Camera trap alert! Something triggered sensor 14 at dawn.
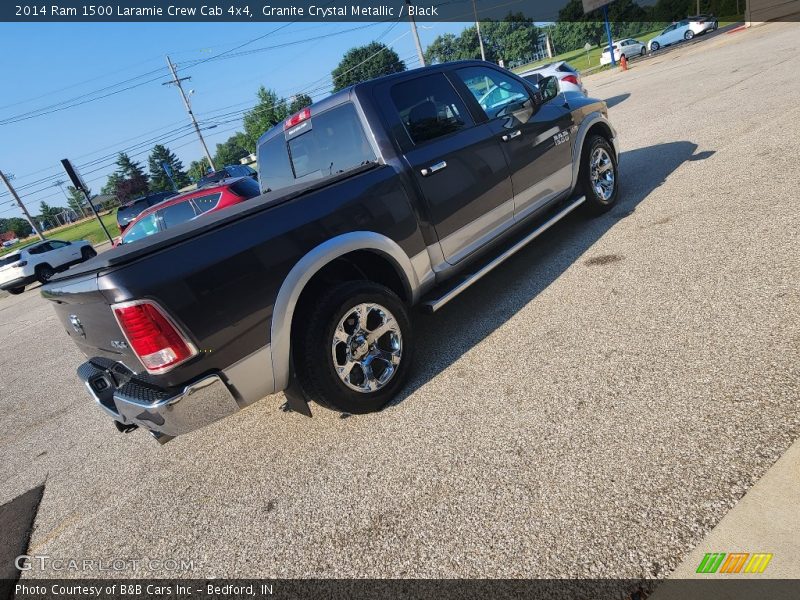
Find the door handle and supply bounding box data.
[420,160,447,177]
[501,130,522,142]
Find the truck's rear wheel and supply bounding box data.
[578,134,619,215]
[294,280,413,414]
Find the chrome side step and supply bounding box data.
[421,195,586,313]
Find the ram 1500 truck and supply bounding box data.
[43,61,620,443]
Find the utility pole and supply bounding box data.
[405,0,426,67]
[0,170,45,240]
[164,56,216,171]
[473,0,486,61]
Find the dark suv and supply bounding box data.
[116,191,176,233]
[197,164,257,187]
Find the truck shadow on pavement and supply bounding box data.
[392,140,702,408]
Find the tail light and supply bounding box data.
[284,107,311,130]
[112,300,197,374]
[561,74,580,86]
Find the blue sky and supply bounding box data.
[0,21,468,219]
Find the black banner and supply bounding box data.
[4,579,800,600]
[3,0,794,23]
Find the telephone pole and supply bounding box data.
[0,170,45,240]
[164,56,216,172]
[473,0,486,61]
[405,0,426,67]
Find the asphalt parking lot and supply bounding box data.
[1,21,799,580]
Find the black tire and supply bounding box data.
[685,30,694,40]
[35,264,55,284]
[294,280,413,414]
[6,287,24,295]
[81,246,97,260]
[650,41,660,52]
[578,134,619,215]
[640,47,646,56]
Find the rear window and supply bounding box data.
[198,171,227,186]
[557,63,578,74]
[258,103,375,194]
[228,178,261,200]
[0,253,21,267]
[117,199,150,225]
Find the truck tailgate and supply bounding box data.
[42,271,140,368]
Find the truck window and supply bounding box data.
[258,103,375,194]
[390,74,471,145]
[456,67,530,120]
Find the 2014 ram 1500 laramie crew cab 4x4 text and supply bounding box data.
[43,62,620,443]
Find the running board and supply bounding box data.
[421,196,586,313]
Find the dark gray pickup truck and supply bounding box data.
[43,61,619,443]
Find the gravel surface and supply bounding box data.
[1,22,799,579]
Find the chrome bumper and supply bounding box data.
[78,359,240,444]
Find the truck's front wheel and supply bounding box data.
[295,280,413,414]
[579,134,619,215]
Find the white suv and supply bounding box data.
[0,239,96,295]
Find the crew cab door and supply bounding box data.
[453,65,574,221]
[376,72,514,265]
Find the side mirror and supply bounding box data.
[535,76,560,105]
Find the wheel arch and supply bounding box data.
[270,231,421,392]
[570,113,619,191]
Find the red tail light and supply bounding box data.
[561,74,580,85]
[284,107,311,130]
[112,300,197,373]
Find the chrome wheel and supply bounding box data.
[590,147,615,202]
[331,303,402,393]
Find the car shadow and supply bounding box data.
[605,93,630,108]
[389,140,703,408]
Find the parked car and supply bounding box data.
[518,61,587,96]
[0,239,95,295]
[117,177,262,246]
[688,14,719,33]
[116,191,177,234]
[648,18,715,51]
[600,38,646,65]
[42,60,619,443]
[2,238,19,248]
[197,164,257,187]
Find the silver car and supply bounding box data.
[518,61,587,96]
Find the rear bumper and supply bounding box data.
[0,274,36,290]
[78,358,240,444]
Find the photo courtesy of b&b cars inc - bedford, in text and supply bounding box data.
[1,0,799,599]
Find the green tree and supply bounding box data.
[148,144,189,192]
[101,172,123,196]
[187,158,211,182]
[482,15,541,64]
[242,87,289,152]
[112,152,148,203]
[332,42,406,92]
[288,93,312,114]
[66,186,87,217]
[213,133,251,168]
[39,201,62,222]
[6,217,33,238]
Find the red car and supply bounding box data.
[116,178,261,246]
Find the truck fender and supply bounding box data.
[569,112,620,191]
[270,231,422,392]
